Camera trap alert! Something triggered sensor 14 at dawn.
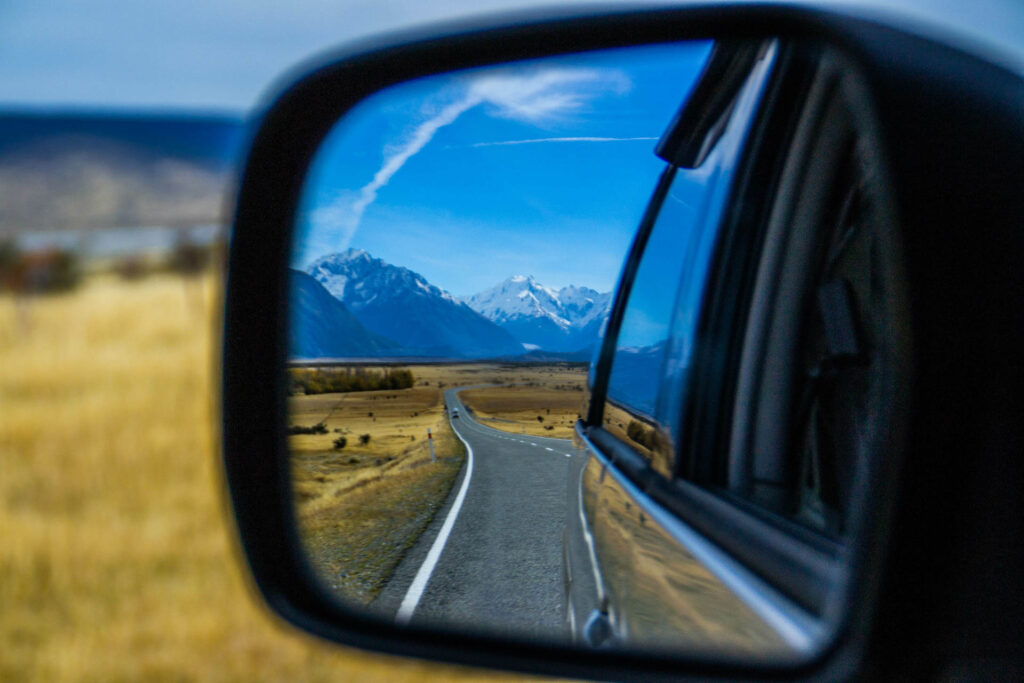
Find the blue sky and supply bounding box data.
[0,1,1019,112]
[294,42,712,296]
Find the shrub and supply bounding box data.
[0,238,17,274]
[358,434,371,446]
[537,415,544,422]
[287,367,415,396]
[333,436,347,450]
[626,420,654,450]
[115,254,149,280]
[168,233,210,276]
[287,423,328,435]
[0,247,81,294]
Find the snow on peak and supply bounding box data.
[306,249,458,309]
[462,275,610,330]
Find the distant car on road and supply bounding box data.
[451,408,459,419]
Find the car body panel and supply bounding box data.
[567,428,792,655]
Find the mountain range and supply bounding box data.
[0,110,242,232]
[461,275,610,352]
[304,250,523,358]
[288,269,398,359]
[289,248,611,361]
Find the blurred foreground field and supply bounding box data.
[0,272,544,682]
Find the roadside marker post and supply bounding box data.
[428,428,436,463]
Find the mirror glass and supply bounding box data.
[288,41,712,639]
[286,38,881,661]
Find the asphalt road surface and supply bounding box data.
[374,386,585,641]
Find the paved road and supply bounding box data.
[373,386,585,641]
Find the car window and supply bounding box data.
[601,44,777,478]
[718,52,908,539]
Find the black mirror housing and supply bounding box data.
[223,4,1024,680]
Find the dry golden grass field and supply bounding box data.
[0,272,551,682]
[289,383,466,604]
[457,366,586,439]
[288,361,586,601]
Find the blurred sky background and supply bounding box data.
[0,0,1020,114]
[0,0,1017,278]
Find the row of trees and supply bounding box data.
[288,368,415,396]
[0,232,225,296]
[0,241,80,294]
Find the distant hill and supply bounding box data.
[307,249,523,359]
[288,269,398,359]
[463,275,610,352]
[0,110,243,232]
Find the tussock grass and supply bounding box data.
[290,384,467,603]
[0,273,546,682]
[288,362,588,602]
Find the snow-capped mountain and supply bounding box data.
[463,275,611,352]
[306,249,522,358]
[288,269,398,359]
[465,275,570,328]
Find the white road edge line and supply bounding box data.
[395,407,474,625]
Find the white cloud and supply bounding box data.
[468,67,629,123]
[304,65,630,257]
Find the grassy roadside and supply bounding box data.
[0,273,549,682]
[290,387,466,603]
[288,363,588,600]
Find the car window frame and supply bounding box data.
[581,39,851,624]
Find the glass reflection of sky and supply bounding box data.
[607,44,778,420]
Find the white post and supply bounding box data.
[428,428,435,463]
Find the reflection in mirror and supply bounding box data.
[285,36,882,661]
[288,41,712,642]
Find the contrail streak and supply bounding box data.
[349,94,484,228]
[471,136,658,147]
[304,67,630,260]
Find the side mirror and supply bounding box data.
[223,5,1024,681]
